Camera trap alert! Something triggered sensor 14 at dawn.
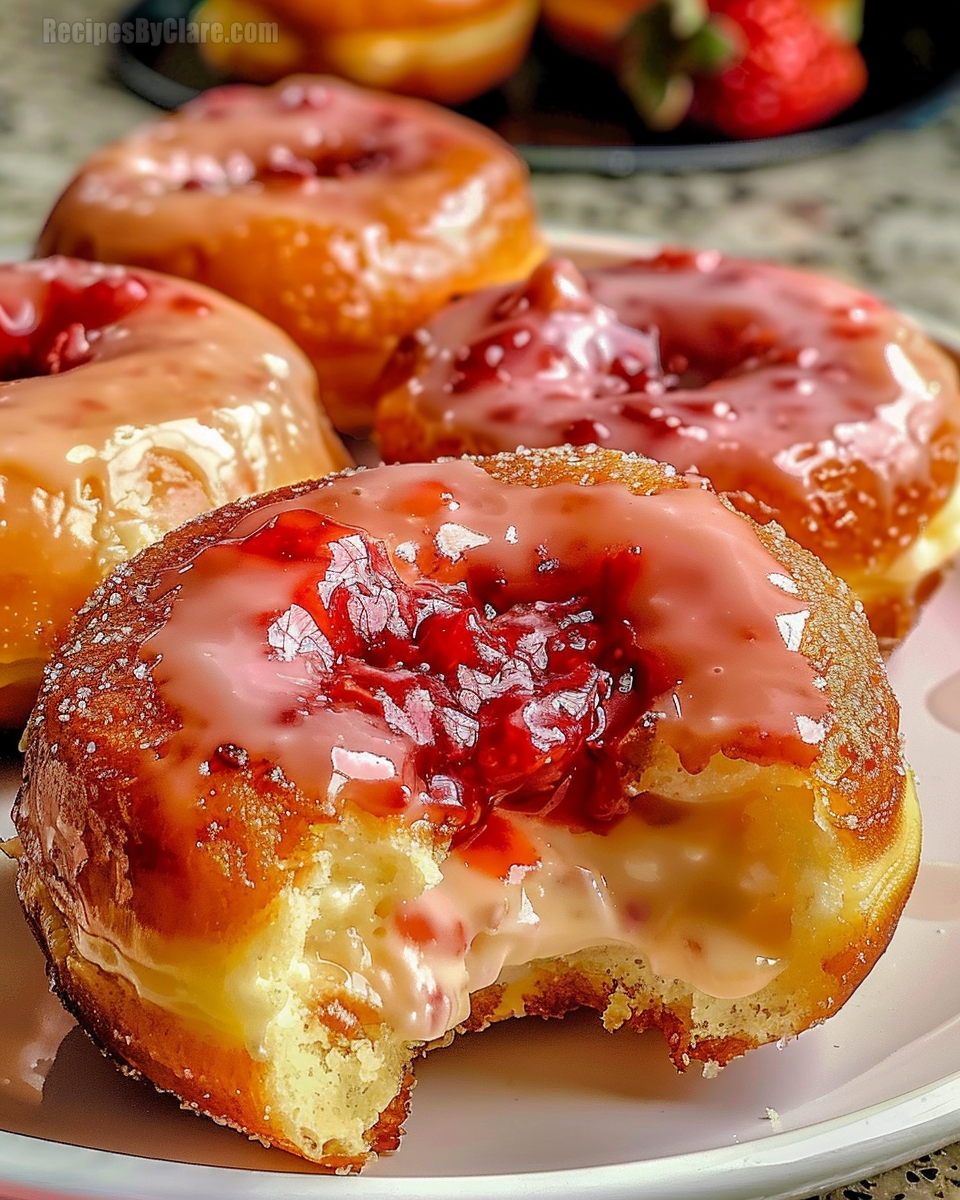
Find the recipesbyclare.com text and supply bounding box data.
[42,17,279,46]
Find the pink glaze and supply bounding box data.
[0,257,343,510]
[36,76,545,432]
[145,457,829,844]
[35,76,533,276]
[376,251,960,572]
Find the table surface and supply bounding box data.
[2,2,960,1198]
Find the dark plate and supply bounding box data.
[111,0,960,172]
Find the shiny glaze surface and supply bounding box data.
[0,256,347,726]
[376,250,960,575]
[150,457,827,795]
[14,451,837,945]
[37,77,546,431]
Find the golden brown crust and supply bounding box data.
[747,505,906,853]
[13,446,917,1168]
[16,854,412,1171]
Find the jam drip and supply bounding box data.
[0,271,148,381]
[146,461,829,876]
[241,509,652,840]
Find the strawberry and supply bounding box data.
[616,0,741,129]
[688,0,867,139]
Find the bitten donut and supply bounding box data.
[195,0,539,103]
[15,446,918,1169]
[375,250,960,646]
[36,76,546,433]
[0,255,349,729]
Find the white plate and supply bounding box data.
[3,235,960,1200]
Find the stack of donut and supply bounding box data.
[4,71,949,1169]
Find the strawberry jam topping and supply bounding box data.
[377,251,960,573]
[162,505,652,842]
[145,458,830,859]
[0,264,148,381]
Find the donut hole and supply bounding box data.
[652,319,781,391]
[258,140,395,184]
[174,139,399,194]
[0,271,148,382]
[174,85,410,193]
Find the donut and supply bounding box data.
[194,0,539,102]
[541,0,644,60]
[374,250,960,647]
[36,76,547,434]
[14,446,918,1169]
[0,255,349,729]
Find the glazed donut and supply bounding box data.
[374,251,960,646]
[194,0,539,103]
[36,76,546,434]
[14,446,918,1169]
[541,0,646,60]
[0,255,349,729]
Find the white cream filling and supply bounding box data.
[73,799,817,1054]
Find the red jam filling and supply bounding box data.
[380,259,659,441]
[238,508,655,842]
[0,269,149,382]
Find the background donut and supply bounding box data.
[374,250,960,646]
[193,0,540,103]
[0,255,349,728]
[36,76,547,434]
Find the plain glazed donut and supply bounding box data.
[0,255,349,729]
[36,76,546,434]
[194,0,539,103]
[14,445,918,1169]
[374,250,960,647]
